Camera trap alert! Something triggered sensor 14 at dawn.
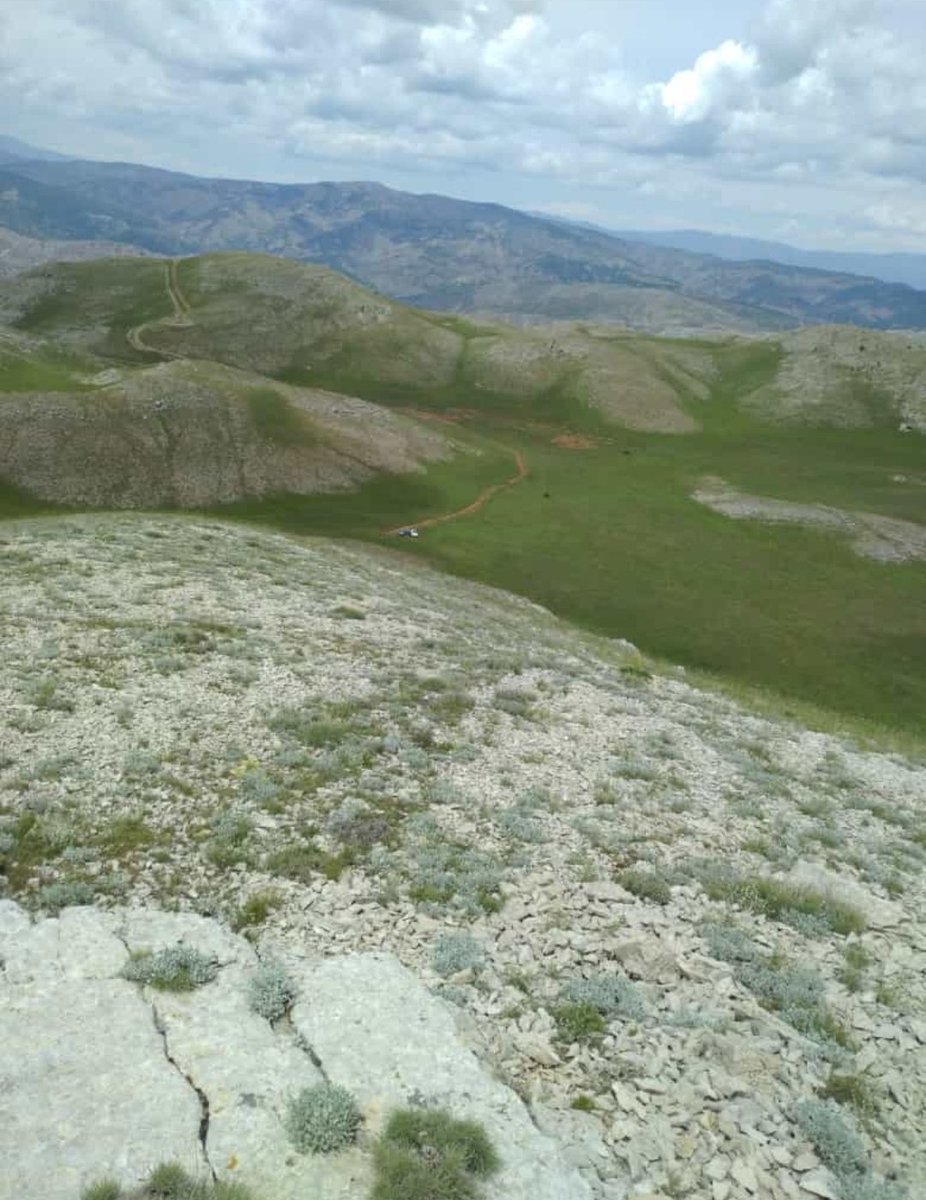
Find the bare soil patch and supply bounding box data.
[552,434,599,450]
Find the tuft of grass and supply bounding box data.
[231,889,282,931]
[140,1161,254,1199]
[121,944,218,992]
[266,840,355,883]
[285,1084,362,1154]
[821,1073,879,1117]
[97,814,157,857]
[332,604,367,620]
[27,675,74,712]
[570,1095,597,1112]
[696,864,865,936]
[837,943,874,993]
[552,1001,607,1043]
[704,923,852,1054]
[372,1107,500,1200]
[205,809,253,868]
[618,866,672,906]
[81,1181,122,1200]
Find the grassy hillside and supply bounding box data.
[1,253,924,736]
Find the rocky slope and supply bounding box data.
[0,225,148,280]
[4,156,926,333]
[1,904,586,1200]
[0,356,453,508]
[1,515,924,1200]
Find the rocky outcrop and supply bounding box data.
[0,902,590,1200]
[0,360,452,508]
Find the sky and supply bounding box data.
[2,0,925,251]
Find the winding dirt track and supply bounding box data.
[124,266,529,536]
[384,449,528,536]
[126,259,193,356]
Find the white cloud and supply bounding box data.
[1,0,924,248]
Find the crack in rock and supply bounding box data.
[149,1002,215,1180]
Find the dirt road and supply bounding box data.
[126,259,193,356]
[384,449,527,536]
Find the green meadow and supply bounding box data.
[216,346,926,740]
[1,255,923,741]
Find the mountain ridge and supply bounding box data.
[2,151,926,334]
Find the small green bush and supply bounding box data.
[36,879,95,914]
[372,1107,500,1200]
[81,1181,121,1200]
[821,1073,879,1116]
[618,867,671,905]
[205,809,252,868]
[248,962,297,1022]
[285,1083,361,1154]
[232,889,281,931]
[122,944,218,992]
[794,1100,868,1180]
[561,973,646,1021]
[552,1002,607,1042]
[147,1164,194,1198]
[704,924,852,1054]
[432,933,484,978]
[697,865,865,936]
[81,1162,255,1200]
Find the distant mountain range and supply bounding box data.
[612,229,926,293]
[2,136,926,334]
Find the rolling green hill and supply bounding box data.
[1,252,924,738]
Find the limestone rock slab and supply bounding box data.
[0,978,203,1200]
[152,963,371,1200]
[292,952,593,1200]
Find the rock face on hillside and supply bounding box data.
[0,361,453,507]
[0,901,588,1200]
[0,225,150,280]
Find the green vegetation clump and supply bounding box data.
[431,932,484,978]
[561,973,646,1021]
[704,924,852,1055]
[696,863,865,936]
[326,800,393,850]
[792,1101,905,1198]
[285,1083,362,1154]
[82,1181,122,1200]
[81,1161,254,1199]
[837,943,874,994]
[372,1107,500,1200]
[409,843,503,915]
[205,809,253,868]
[821,1073,879,1116]
[246,388,316,446]
[552,1001,607,1043]
[27,676,74,712]
[121,944,218,992]
[247,961,298,1022]
[36,880,95,914]
[232,889,282,931]
[618,866,672,906]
